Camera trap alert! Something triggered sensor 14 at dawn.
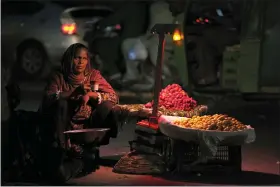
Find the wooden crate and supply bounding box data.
[129,124,165,154]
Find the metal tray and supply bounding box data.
[64,128,109,144]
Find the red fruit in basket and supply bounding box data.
[145,84,197,111]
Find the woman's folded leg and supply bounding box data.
[90,101,120,144]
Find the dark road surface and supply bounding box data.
[7,81,280,185]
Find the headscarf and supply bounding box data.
[61,43,92,85]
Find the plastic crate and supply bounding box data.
[162,138,242,174]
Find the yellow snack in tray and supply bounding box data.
[173,114,247,132]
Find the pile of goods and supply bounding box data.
[118,104,144,112]
[158,105,207,117]
[117,84,207,118]
[145,84,197,111]
[117,104,152,118]
[173,114,247,132]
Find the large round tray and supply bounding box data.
[158,115,256,146]
[117,104,208,118]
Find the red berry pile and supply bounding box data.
[144,84,197,111]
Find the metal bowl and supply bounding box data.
[64,128,110,144]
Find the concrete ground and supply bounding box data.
[7,81,280,185]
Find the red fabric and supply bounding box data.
[40,69,119,123]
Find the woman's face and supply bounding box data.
[73,48,88,74]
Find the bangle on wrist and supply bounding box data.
[55,90,61,100]
[97,93,102,104]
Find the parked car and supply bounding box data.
[1,0,114,80]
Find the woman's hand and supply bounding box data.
[80,92,99,106]
[80,83,91,93]
[81,94,90,106]
[87,91,99,100]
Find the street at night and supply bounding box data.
[2,0,280,185]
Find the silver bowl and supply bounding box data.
[64,128,110,144]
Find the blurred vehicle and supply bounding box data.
[83,2,149,90]
[120,1,174,92]
[84,22,122,72]
[1,0,114,80]
[169,0,280,101]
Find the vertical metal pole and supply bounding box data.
[151,33,166,120]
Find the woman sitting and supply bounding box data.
[39,43,120,183]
